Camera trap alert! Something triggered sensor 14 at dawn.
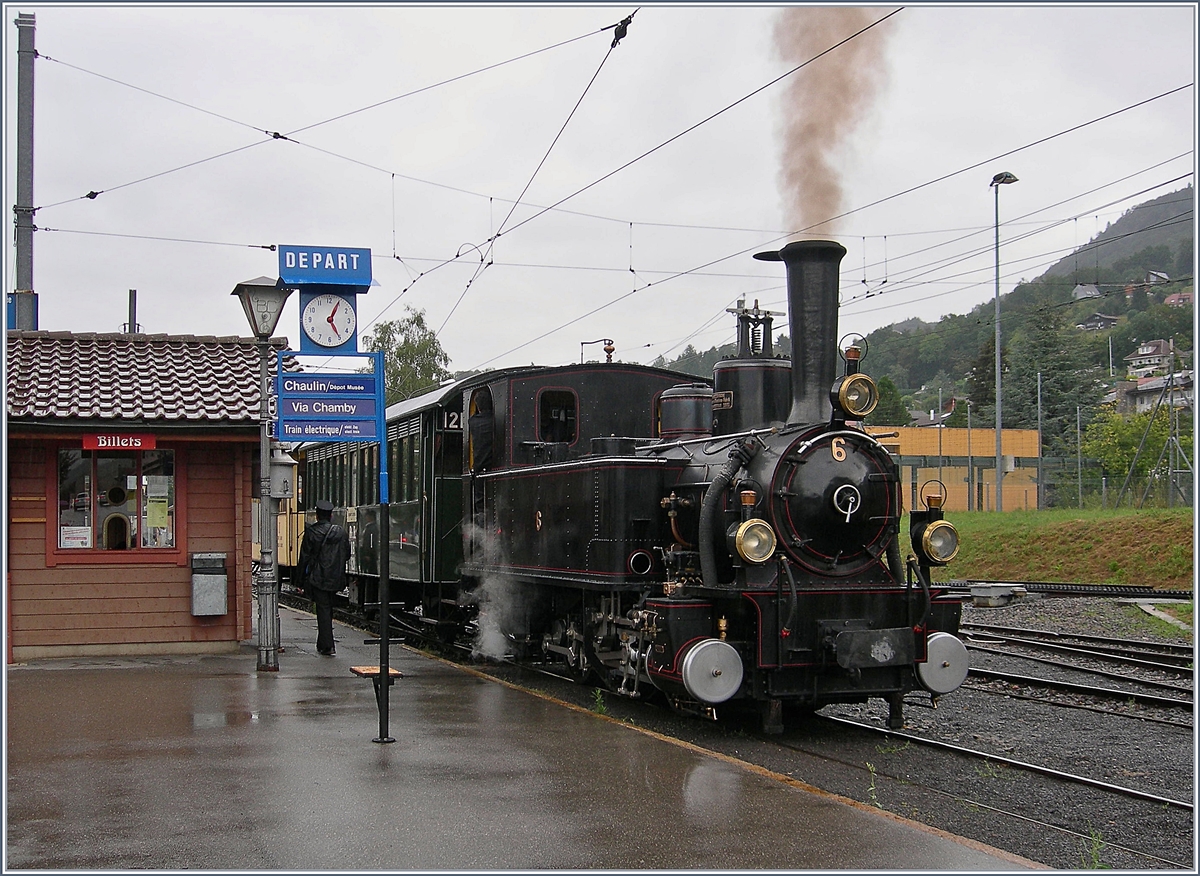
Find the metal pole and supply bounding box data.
[937,388,943,493]
[1036,372,1043,510]
[257,338,279,671]
[994,183,1003,512]
[374,352,394,743]
[12,12,37,328]
[966,401,973,511]
[990,172,1017,511]
[1077,406,1083,509]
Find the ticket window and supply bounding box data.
[57,448,175,550]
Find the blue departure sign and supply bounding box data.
[278,245,372,286]
[276,354,386,446]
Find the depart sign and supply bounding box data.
[278,245,372,287]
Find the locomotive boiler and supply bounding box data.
[296,239,969,732]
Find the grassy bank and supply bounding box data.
[912,507,1194,590]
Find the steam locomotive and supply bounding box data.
[291,239,969,732]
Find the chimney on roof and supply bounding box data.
[124,289,142,334]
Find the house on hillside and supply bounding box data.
[1164,290,1193,308]
[1071,283,1103,301]
[1124,338,1184,378]
[1109,372,1194,414]
[1075,313,1120,332]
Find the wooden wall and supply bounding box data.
[6,438,256,661]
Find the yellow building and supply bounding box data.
[866,427,1041,513]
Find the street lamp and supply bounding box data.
[990,171,1018,511]
[232,276,294,671]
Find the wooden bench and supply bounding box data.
[350,665,403,709]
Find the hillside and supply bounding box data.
[1041,186,1194,282]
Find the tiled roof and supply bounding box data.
[6,331,288,423]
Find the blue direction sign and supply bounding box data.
[279,419,379,441]
[276,353,386,445]
[278,245,372,287]
[280,374,377,396]
[281,397,376,419]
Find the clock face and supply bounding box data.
[302,293,357,347]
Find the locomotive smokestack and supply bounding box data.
[754,240,846,424]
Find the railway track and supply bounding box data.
[792,714,1193,870]
[946,580,1193,601]
[961,622,1194,667]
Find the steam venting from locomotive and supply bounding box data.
[754,239,847,424]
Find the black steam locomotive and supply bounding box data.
[294,239,968,731]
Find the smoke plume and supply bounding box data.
[773,7,895,237]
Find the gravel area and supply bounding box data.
[456,595,1195,870]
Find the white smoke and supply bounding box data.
[459,523,527,661]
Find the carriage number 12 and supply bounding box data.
[442,411,462,430]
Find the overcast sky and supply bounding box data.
[3,3,1196,376]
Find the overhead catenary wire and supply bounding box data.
[30,23,605,213]
[436,11,635,337]
[460,86,1194,372]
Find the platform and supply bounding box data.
[5,605,1039,870]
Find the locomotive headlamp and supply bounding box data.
[832,373,879,419]
[910,488,959,567]
[919,519,960,564]
[730,518,777,564]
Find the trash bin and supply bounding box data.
[191,552,228,616]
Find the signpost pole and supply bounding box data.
[373,351,394,743]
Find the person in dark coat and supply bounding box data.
[296,499,351,656]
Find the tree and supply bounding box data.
[360,306,451,405]
[1081,405,1192,481]
[965,334,1005,423]
[865,376,911,426]
[1004,308,1104,455]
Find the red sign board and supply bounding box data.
[82,433,156,450]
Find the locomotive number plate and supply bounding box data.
[711,391,734,411]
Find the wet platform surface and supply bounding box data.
[6,606,1037,870]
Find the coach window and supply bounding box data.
[57,448,176,550]
[538,390,577,444]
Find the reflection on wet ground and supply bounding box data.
[6,607,1033,870]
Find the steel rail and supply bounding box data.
[961,622,1194,661]
[770,728,1190,869]
[969,666,1193,709]
[963,631,1193,674]
[947,580,1193,600]
[965,643,1194,695]
[820,714,1193,811]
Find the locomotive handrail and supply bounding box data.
[790,427,888,460]
[642,425,778,456]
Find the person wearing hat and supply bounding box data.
[296,499,351,655]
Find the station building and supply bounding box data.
[868,426,1041,512]
[5,330,280,662]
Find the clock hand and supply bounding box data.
[327,301,341,336]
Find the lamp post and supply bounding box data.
[990,171,1018,512]
[232,277,294,672]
